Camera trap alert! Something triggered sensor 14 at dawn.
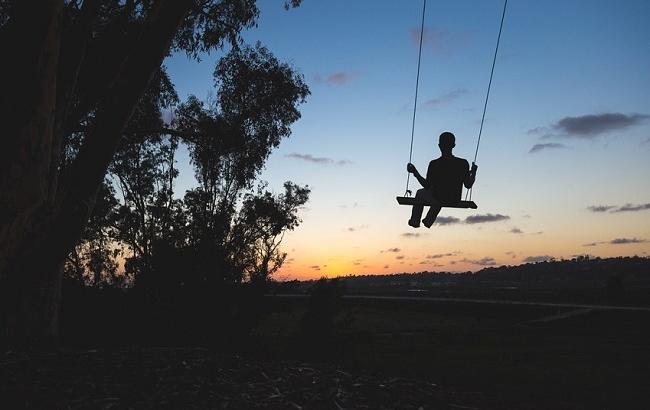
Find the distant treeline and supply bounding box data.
[274,256,650,294]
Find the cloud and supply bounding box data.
[436,216,461,225]
[382,248,401,253]
[610,238,646,244]
[587,203,650,213]
[587,205,616,212]
[529,113,650,139]
[314,71,357,85]
[286,153,352,166]
[423,88,467,109]
[401,232,425,238]
[427,253,454,259]
[523,255,553,263]
[612,203,650,213]
[461,257,497,266]
[396,255,405,260]
[339,202,359,209]
[465,213,510,224]
[584,237,647,246]
[310,265,320,270]
[510,227,523,234]
[572,254,594,259]
[383,265,389,269]
[346,224,368,232]
[529,143,567,153]
[410,27,467,55]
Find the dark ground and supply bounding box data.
[3,297,649,409]
[1,347,495,409]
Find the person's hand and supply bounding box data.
[471,162,478,173]
[407,163,416,174]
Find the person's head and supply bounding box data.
[438,132,456,155]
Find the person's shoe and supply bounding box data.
[408,219,420,228]
[422,217,436,228]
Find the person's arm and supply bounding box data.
[407,163,428,188]
[463,162,478,189]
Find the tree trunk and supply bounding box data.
[0,0,63,345]
[0,0,193,346]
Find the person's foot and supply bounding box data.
[422,217,436,228]
[408,219,420,228]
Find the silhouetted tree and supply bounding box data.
[234,182,310,284]
[0,0,303,344]
[64,181,124,288]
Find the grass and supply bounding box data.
[252,297,650,409]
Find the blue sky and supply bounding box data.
[165,0,650,278]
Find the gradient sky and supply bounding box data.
[165,0,650,279]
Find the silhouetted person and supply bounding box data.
[407,132,477,228]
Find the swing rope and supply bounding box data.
[404,0,427,197]
[466,0,508,201]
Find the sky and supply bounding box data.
[165,0,650,279]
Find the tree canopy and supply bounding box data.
[0,0,309,344]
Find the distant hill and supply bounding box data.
[272,256,650,305]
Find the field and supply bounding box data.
[253,296,650,409]
[4,294,649,409]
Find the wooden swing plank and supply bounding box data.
[395,196,478,209]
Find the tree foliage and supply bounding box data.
[0,0,308,343]
[64,42,310,294]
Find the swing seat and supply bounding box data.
[396,196,478,209]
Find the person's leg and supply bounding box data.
[408,189,429,227]
[422,202,441,228]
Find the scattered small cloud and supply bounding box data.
[572,254,594,259]
[610,238,647,245]
[310,265,320,270]
[339,202,359,209]
[436,216,461,225]
[529,113,650,139]
[427,253,454,259]
[383,265,389,269]
[396,255,405,260]
[465,213,510,224]
[286,153,353,166]
[587,205,616,212]
[584,237,647,246]
[461,257,497,266]
[410,27,467,55]
[613,203,650,213]
[313,71,358,85]
[510,227,523,234]
[529,143,567,154]
[401,232,425,238]
[587,203,650,213]
[423,88,467,109]
[346,224,368,232]
[382,248,401,253]
[523,255,553,263]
